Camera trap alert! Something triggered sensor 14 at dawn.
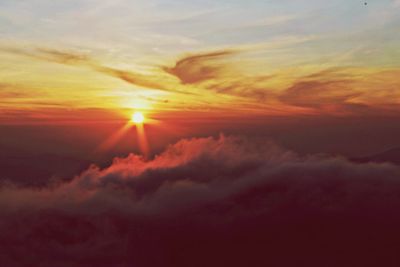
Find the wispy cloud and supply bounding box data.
[3,43,400,117]
[162,50,237,84]
[1,46,192,95]
[162,47,400,115]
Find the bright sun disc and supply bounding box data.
[131,112,145,124]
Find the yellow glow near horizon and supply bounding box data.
[131,112,145,124]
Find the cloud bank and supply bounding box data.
[1,135,400,266]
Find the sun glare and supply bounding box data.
[131,112,145,124]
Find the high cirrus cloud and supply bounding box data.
[163,50,400,115]
[1,135,400,266]
[162,50,237,84]
[3,45,400,115]
[0,46,191,95]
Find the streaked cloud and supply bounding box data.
[162,50,237,84]
[2,43,400,120]
[1,46,190,95]
[1,0,400,122]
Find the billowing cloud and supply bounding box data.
[1,135,400,266]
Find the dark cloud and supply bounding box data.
[1,135,400,266]
[277,79,372,114]
[0,83,39,99]
[93,65,174,93]
[163,49,277,100]
[3,45,400,115]
[34,48,90,65]
[4,45,400,114]
[1,47,89,65]
[280,80,354,107]
[205,75,276,100]
[162,50,237,84]
[164,50,400,114]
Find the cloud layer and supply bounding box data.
[1,135,400,266]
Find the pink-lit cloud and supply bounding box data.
[1,135,400,266]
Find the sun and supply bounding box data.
[131,112,145,124]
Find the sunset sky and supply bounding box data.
[1,1,400,266]
[1,0,400,123]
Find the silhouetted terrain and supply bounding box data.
[351,148,400,165]
[0,145,91,186]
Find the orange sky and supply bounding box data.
[1,0,400,124]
